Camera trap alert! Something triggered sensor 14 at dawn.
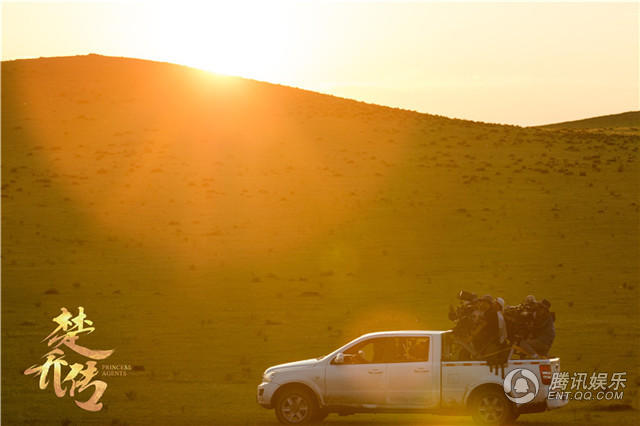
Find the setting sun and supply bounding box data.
[3,1,636,125]
[149,2,297,80]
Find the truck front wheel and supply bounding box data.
[470,387,517,425]
[274,386,319,425]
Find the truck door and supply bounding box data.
[325,337,391,406]
[386,336,438,408]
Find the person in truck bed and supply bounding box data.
[495,297,508,345]
[470,295,501,356]
[519,298,556,358]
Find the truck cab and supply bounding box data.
[257,330,567,425]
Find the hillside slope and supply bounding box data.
[2,55,639,425]
[539,111,640,135]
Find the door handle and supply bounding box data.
[368,369,383,374]
[414,368,430,373]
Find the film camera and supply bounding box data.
[448,290,482,339]
[503,297,553,344]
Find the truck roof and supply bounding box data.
[361,330,450,337]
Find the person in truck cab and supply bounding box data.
[519,299,556,358]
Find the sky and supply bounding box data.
[2,0,638,126]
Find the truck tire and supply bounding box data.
[274,386,319,424]
[470,387,517,425]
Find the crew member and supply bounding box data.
[519,299,555,358]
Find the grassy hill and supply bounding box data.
[2,55,639,425]
[538,111,640,135]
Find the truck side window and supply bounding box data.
[343,337,394,364]
[389,337,430,363]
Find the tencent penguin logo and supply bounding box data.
[503,368,540,404]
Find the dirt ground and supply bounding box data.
[2,55,638,425]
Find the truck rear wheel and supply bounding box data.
[274,386,319,424]
[470,387,517,425]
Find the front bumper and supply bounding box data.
[257,381,279,409]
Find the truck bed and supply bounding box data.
[440,357,563,411]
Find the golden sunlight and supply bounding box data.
[2,2,639,425]
[155,2,296,80]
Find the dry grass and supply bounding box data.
[2,55,638,425]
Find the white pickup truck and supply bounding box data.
[257,330,568,425]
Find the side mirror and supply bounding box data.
[333,353,345,364]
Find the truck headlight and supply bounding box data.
[263,371,275,383]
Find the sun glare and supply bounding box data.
[155,2,295,81]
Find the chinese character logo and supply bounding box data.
[503,368,540,404]
[548,371,626,402]
[24,307,114,411]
